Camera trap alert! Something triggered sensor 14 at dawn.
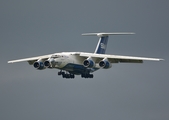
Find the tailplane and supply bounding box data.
[82,32,135,54]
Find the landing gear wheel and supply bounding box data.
[89,74,93,78]
[58,71,62,75]
[70,74,75,79]
[62,74,66,78]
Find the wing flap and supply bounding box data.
[117,59,143,63]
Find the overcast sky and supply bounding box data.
[0,0,169,120]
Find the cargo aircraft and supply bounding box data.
[8,33,163,79]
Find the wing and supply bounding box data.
[8,54,53,65]
[80,53,164,63]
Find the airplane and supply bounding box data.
[8,32,164,79]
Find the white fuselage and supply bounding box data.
[51,52,99,75]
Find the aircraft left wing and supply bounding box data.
[80,53,164,63]
[7,54,53,65]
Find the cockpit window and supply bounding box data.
[51,55,60,58]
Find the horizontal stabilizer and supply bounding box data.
[82,32,135,37]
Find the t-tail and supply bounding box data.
[82,32,135,54]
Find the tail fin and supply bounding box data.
[94,36,108,54]
[82,32,135,54]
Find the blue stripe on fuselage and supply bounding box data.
[61,63,99,75]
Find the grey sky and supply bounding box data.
[0,0,169,120]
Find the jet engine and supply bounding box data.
[83,58,95,68]
[44,58,55,67]
[99,59,112,69]
[33,61,45,70]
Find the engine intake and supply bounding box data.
[99,59,112,69]
[33,61,45,70]
[44,58,55,67]
[83,59,95,68]
[44,60,50,67]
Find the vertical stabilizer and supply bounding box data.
[94,36,108,54]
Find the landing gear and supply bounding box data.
[81,73,94,78]
[58,71,75,79]
[58,71,94,79]
[62,73,75,79]
[58,71,65,76]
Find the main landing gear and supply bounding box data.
[58,71,75,79]
[58,71,94,79]
[81,73,94,78]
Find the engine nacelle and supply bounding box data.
[33,61,45,70]
[99,59,112,69]
[44,60,50,67]
[83,59,95,68]
[44,58,55,67]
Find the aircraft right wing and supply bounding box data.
[80,53,164,63]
